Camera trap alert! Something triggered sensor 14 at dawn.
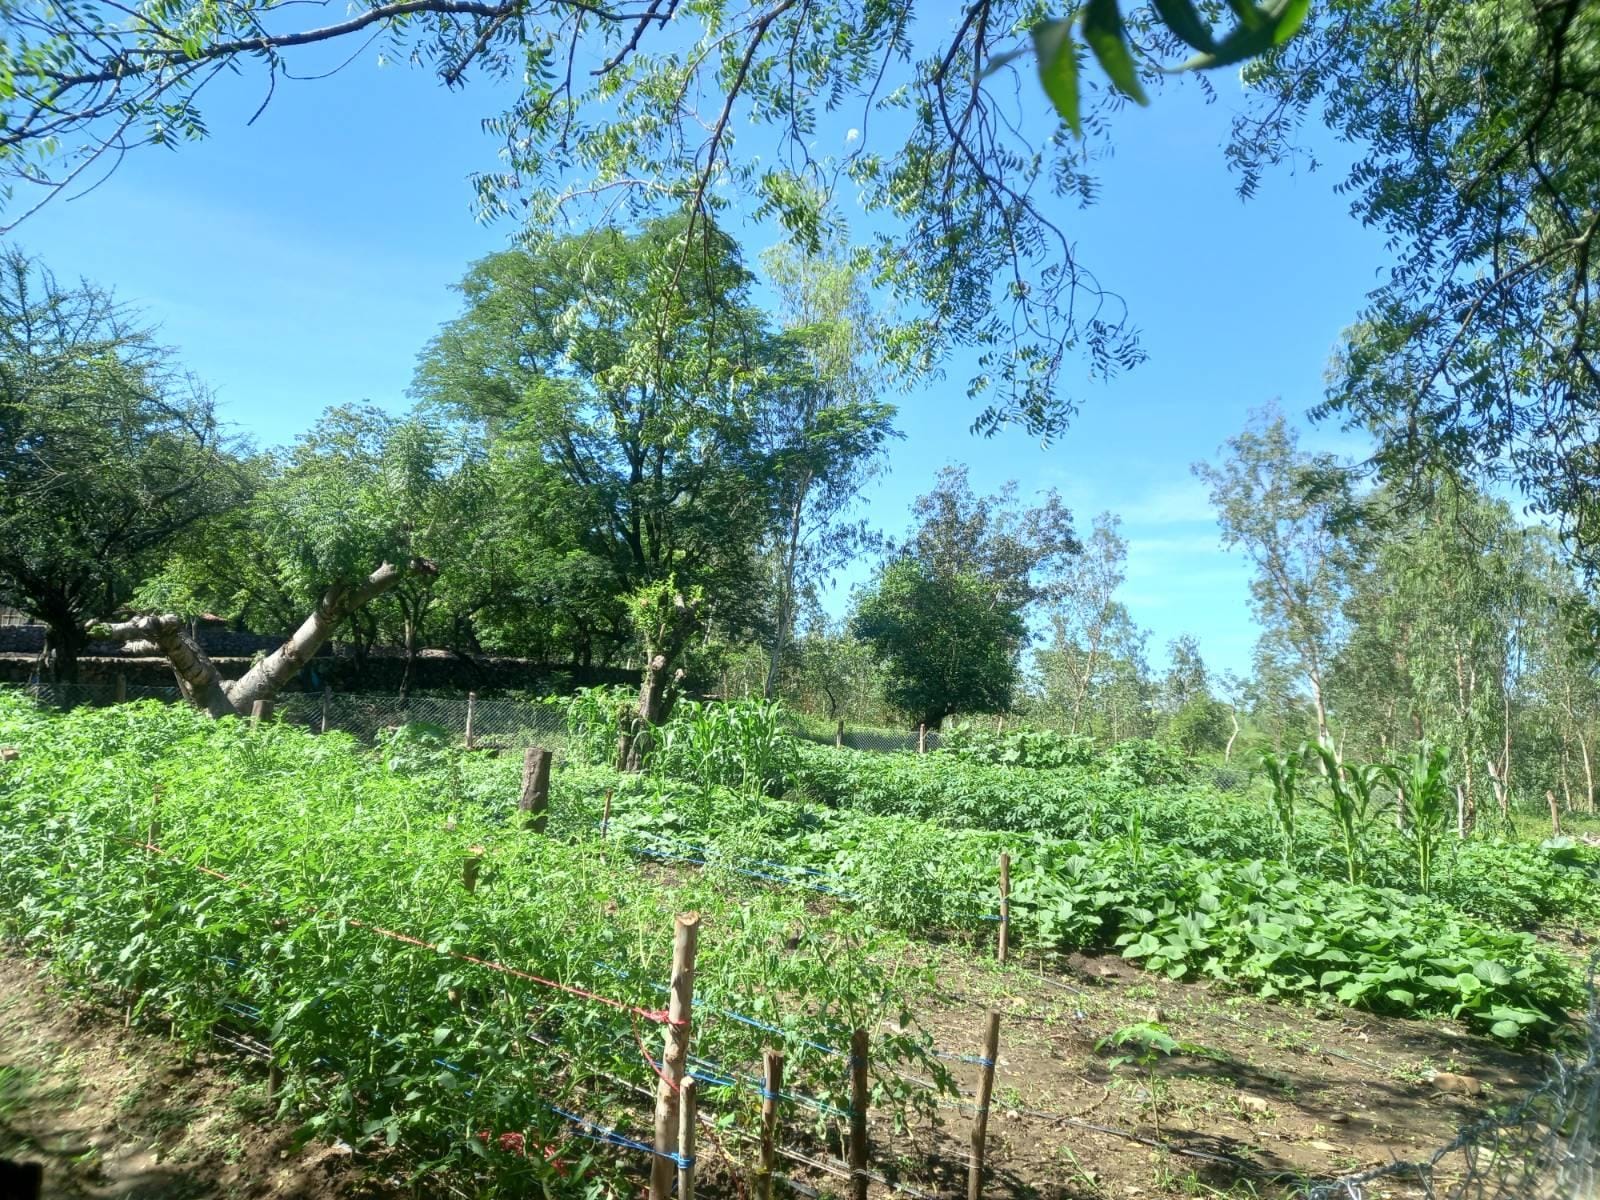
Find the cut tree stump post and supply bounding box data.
[462,847,483,893]
[918,723,927,754]
[250,699,272,728]
[757,1049,784,1200]
[464,692,477,748]
[835,719,845,749]
[519,747,552,834]
[650,912,700,1200]
[849,1029,870,1200]
[678,1076,697,1200]
[115,673,127,703]
[998,852,1010,964]
[320,686,331,734]
[967,1011,1001,1200]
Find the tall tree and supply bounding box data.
[1235,2,1600,593]
[1195,411,1361,747]
[1041,511,1128,734]
[0,250,244,682]
[123,405,454,714]
[755,241,896,699]
[855,468,1077,729]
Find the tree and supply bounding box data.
[414,217,776,670]
[1233,1,1600,591]
[0,1,1305,439]
[852,559,1025,731]
[1195,410,1361,747]
[0,250,244,683]
[856,467,1077,729]
[121,405,451,714]
[755,240,896,699]
[1041,512,1128,734]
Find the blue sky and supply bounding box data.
[7,41,1391,679]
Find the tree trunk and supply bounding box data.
[228,560,434,711]
[42,616,85,685]
[98,614,238,718]
[621,591,698,772]
[1224,707,1240,763]
[100,559,433,718]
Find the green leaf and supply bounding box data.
[1490,1020,1522,1040]
[1082,0,1149,105]
[1150,0,1217,52]
[1030,20,1081,136]
[1472,960,1512,987]
[1178,0,1309,70]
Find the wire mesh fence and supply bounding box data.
[786,720,943,755]
[22,681,571,758]
[1305,952,1600,1200]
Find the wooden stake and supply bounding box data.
[849,1029,870,1200]
[918,723,927,754]
[998,852,1011,965]
[650,912,700,1200]
[462,847,483,893]
[967,1011,1001,1200]
[465,691,477,748]
[266,1062,284,1105]
[835,719,845,749]
[677,1076,697,1200]
[250,698,273,728]
[757,1048,784,1200]
[320,686,331,734]
[1549,789,1563,838]
[519,747,552,834]
[600,788,614,840]
[115,673,127,703]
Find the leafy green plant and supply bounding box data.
[652,699,798,798]
[1259,747,1301,868]
[1389,744,1453,896]
[1309,744,1383,885]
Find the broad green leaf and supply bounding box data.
[1030,19,1081,135]
[1151,0,1217,51]
[1082,0,1150,105]
[1178,0,1310,70]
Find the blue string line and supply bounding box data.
[548,1104,693,1168]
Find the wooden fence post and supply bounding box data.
[462,847,483,893]
[998,852,1010,965]
[600,789,614,840]
[757,1049,784,1200]
[266,1061,284,1106]
[115,673,127,703]
[835,719,845,749]
[250,698,273,728]
[520,747,552,834]
[650,912,700,1200]
[918,723,927,755]
[678,1076,698,1200]
[1548,789,1563,837]
[967,1011,1001,1200]
[320,686,331,734]
[464,691,477,749]
[849,1029,870,1200]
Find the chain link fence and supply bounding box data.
[22,682,571,758]
[786,720,943,755]
[1306,952,1600,1200]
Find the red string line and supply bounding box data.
[127,839,683,1027]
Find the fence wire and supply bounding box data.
[1306,952,1600,1200]
[23,682,570,758]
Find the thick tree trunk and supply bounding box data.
[620,592,698,773]
[42,617,84,685]
[100,559,433,718]
[227,560,434,711]
[98,615,238,718]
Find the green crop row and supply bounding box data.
[785,742,1600,931]
[0,694,947,1192]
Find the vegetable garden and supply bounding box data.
[2,688,1598,1198]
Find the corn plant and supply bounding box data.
[1259,746,1302,868]
[652,699,798,797]
[1309,743,1383,885]
[1386,743,1453,896]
